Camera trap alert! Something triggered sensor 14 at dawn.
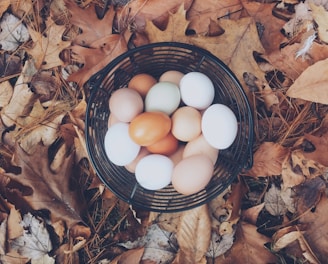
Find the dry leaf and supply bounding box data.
[215,221,277,263]
[272,226,303,252]
[0,13,30,51]
[0,81,13,108]
[248,142,289,177]
[173,204,211,264]
[7,207,23,240]
[301,133,328,166]
[26,18,71,70]
[10,213,52,260]
[241,203,265,225]
[264,184,287,216]
[0,0,10,17]
[296,191,328,262]
[281,152,305,189]
[3,143,90,239]
[310,3,328,44]
[110,247,144,264]
[286,58,328,104]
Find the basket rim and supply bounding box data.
[85,41,254,212]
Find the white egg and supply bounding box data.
[104,122,141,166]
[201,104,238,149]
[135,154,173,190]
[145,82,181,115]
[179,72,215,110]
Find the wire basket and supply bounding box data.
[85,42,253,212]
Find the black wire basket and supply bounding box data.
[85,42,254,212]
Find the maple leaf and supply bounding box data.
[26,18,71,70]
[2,142,90,239]
[145,5,267,98]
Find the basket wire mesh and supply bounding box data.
[85,42,253,212]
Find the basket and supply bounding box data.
[85,42,253,212]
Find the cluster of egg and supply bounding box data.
[104,71,238,195]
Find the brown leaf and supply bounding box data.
[301,133,328,166]
[26,18,71,70]
[310,3,328,44]
[7,206,23,240]
[286,58,328,104]
[248,142,289,177]
[0,0,10,17]
[215,222,277,263]
[3,142,90,239]
[241,203,265,225]
[296,192,328,262]
[241,0,287,53]
[187,0,243,35]
[111,247,144,264]
[173,204,211,264]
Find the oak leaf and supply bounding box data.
[26,18,71,70]
[3,142,90,239]
[247,142,289,177]
[215,222,277,263]
[286,58,328,104]
[173,204,211,264]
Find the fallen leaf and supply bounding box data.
[264,184,287,216]
[241,0,286,53]
[10,213,52,260]
[26,18,71,70]
[0,13,30,51]
[281,152,305,189]
[7,206,23,240]
[310,3,328,44]
[301,133,328,166]
[206,232,234,259]
[31,254,55,264]
[0,53,22,78]
[3,142,90,239]
[187,0,243,35]
[173,204,211,264]
[248,142,289,177]
[241,203,265,225]
[0,218,6,255]
[286,58,328,104]
[272,225,303,252]
[296,191,328,262]
[0,0,10,17]
[215,221,277,263]
[0,81,13,108]
[110,247,144,264]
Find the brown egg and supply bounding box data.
[171,106,202,142]
[109,88,143,122]
[146,132,179,156]
[129,112,171,146]
[128,73,157,98]
[159,70,184,86]
[168,144,185,166]
[172,154,214,195]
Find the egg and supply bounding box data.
[179,72,215,110]
[128,73,157,98]
[109,88,143,122]
[171,106,202,142]
[183,134,219,165]
[159,70,184,85]
[107,113,120,128]
[135,154,174,190]
[104,122,141,166]
[145,82,181,115]
[125,147,149,173]
[129,111,171,146]
[168,144,185,166]
[201,103,238,149]
[172,154,214,195]
[146,132,179,156]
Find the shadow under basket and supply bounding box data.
[85,42,254,212]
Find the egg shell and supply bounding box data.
[128,73,157,98]
[171,106,202,142]
[109,88,144,122]
[129,111,172,146]
[104,122,141,166]
[179,72,215,110]
[125,147,150,173]
[201,104,238,149]
[135,154,174,190]
[183,134,219,165]
[145,82,181,115]
[159,70,184,86]
[146,132,179,156]
[107,113,120,128]
[172,154,214,195]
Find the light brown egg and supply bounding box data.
[128,73,157,98]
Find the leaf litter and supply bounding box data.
[1,0,328,263]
